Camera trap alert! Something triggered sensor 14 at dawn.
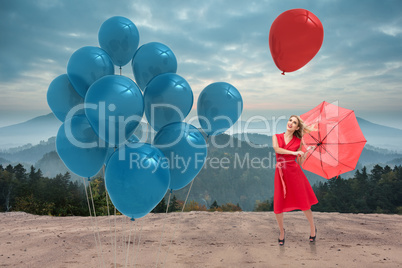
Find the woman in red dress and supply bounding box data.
[272,115,318,246]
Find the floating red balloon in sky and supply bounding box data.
[269,9,324,74]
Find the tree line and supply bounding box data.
[1,163,401,215]
[254,164,402,214]
[0,164,87,216]
[312,164,402,214]
[0,164,242,216]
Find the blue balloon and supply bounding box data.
[197,82,243,136]
[98,16,140,67]
[85,75,144,146]
[132,42,177,91]
[67,46,115,98]
[47,74,84,122]
[56,114,107,177]
[144,73,193,131]
[105,143,170,219]
[153,122,207,191]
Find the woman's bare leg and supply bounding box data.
[302,209,316,237]
[275,213,285,240]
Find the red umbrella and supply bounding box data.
[300,101,367,179]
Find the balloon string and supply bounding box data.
[129,219,138,267]
[162,179,195,267]
[125,217,132,264]
[119,66,122,76]
[181,180,194,212]
[83,178,102,268]
[121,216,125,257]
[132,220,143,268]
[112,146,117,268]
[103,165,114,261]
[114,207,117,268]
[89,178,106,268]
[155,191,172,268]
[125,219,135,268]
[121,216,129,263]
[163,136,205,266]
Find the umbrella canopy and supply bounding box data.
[300,101,366,179]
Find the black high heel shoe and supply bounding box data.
[309,226,317,242]
[278,229,285,246]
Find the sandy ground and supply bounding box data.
[0,211,401,268]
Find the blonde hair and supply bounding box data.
[290,115,315,139]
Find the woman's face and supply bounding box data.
[287,116,300,132]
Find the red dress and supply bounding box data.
[274,133,318,214]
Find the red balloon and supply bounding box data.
[269,9,324,74]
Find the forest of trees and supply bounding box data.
[0,164,87,216]
[254,164,402,214]
[312,165,402,214]
[1,162,401,216]
[0,164,243,216]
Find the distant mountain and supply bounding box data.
[233,133,272,147]
[31,131,401,178]
[359,147,402,166]
[0,113,154,149]
[0,113,61,149]
[234,133,402,175]
[231,119,285,135]
[0,156,32,171]
[233,117,402,152]
[356,117,402,152]
[387,157,402,166]
[364,144,399,155]
[0,137,56,164]
[2,112,402,169]
[0,157,10,165]
[35,151,83,181]
[2,112,401,151]
[356,117,402,136]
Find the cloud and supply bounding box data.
[0,0,402,129]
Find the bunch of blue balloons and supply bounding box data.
[47,16,243,220]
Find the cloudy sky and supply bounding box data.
[1,0,401,128]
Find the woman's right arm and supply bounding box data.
[272,135,303,156]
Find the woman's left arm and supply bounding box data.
[296,143,306,165]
